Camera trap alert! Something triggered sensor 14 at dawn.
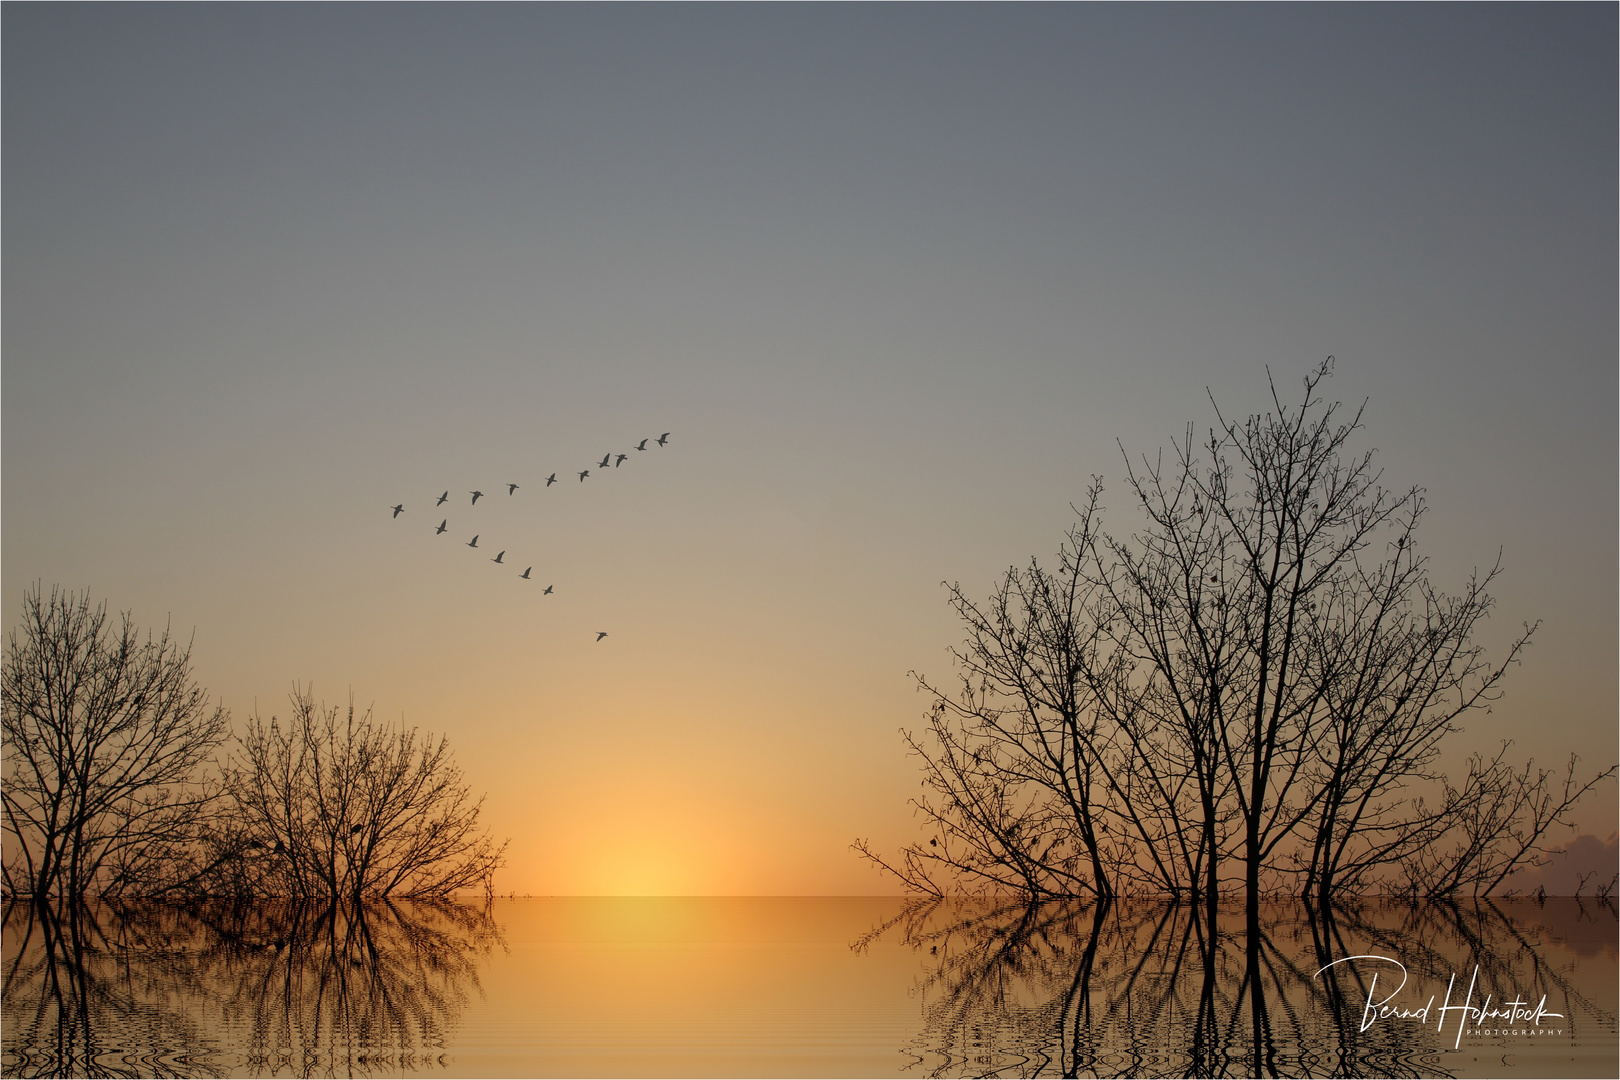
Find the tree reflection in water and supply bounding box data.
[856,897,1617,1078]
[2,897,503,1078]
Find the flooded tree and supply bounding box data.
[1,585,507,902]
[217,687,507,899]
[2,585,229,901]
[859,360,1614,906]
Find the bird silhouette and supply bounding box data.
[545,473,557,486]
[467,535,479,548]
[350,824,364,835]
[597,453,611,468]
[520,567,532,579]
[437,491,449,506]
[470,490,484,504]
[595,631,608,641]
[615,453,627,467]
[657,432,670,446]
[492,550,506,564]
[507,483,520,495]
[635,438,648,451]
[391,504,404,518]
[578,470,590,482]
[543,585,553,595]
[436,519,448,534]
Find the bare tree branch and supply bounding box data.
[858,361,1617,905]
[3,585,228,900]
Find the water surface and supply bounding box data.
[4,896,1614,1077]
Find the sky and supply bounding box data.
[4,4,1615,896]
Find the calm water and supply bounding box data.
[3,896,1614,1077]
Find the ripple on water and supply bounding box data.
[4,897,1616,1078]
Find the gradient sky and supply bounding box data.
[5,5,1615,896]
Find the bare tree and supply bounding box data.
[1398,749,1614,898]
[1107,360,1430,910]
[860,360,1615,905]
[853,551,1140,900]
[2,585,229,901]
[218,687,506,899]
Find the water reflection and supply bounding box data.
[3,896,1612,1077]
[858,897,1617,1077]
[2,897,502,1078]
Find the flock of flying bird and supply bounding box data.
[390,432,672,642]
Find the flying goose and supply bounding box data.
[467,535,479,548]
[520,567,532,579]
[437,491,449,506]
[615,453,627,467]
[470,490,484,505]
[598,453,611,468]
[545,473,557,486]
[436,519,448,534]
[543,585,553,595]
[391,504,404,518]
[635,438,648,451]
[507,483,520,495]
[656,432,670,446]
[578,470,590,481]
[595,631,608,641]
[492,550,506,564]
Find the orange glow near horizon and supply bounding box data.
[4,5,1614,903]
[573,834,709,897]
[525,785,757,897]
[567,816,719,900]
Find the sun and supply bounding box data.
[583,839,706,896]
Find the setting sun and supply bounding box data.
[4,4,1614,1076]
[577,835,707,897]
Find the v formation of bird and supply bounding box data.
[390,432,671,642]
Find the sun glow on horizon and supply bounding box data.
[547,800,747,896]
[580,839,705,896]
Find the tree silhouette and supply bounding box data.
[858,360,1614,906]
[2,585,229,901]
[217,687,507,899]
